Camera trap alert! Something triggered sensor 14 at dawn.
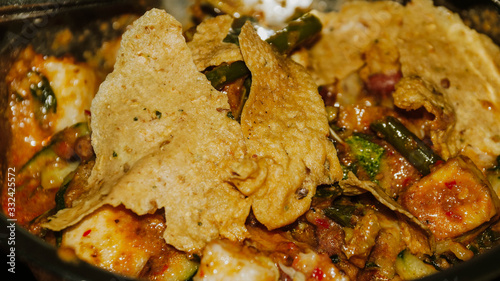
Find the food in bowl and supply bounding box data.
[3,0,500,280]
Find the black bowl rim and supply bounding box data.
[2,1,500,281]
[2,211,500,281]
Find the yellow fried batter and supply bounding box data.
[236,22,343,229]
[395,0,500,169]
[309,0,500,170]
[188,15,243,71]
[44,9,251,253]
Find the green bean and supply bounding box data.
[370,116,442,175]
[223,16,256,45]
[206,13,322,89]
[205,61,250,90]
[266,13,322,54]
[205,13,322,115]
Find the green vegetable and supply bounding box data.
[314,184,342,199]
[266,13,322,54]
[325,106,339,124]
[28,71,57,115]
[223,16,256,45]
[364,262,380,269]
[330,254,340,264]
[205,13,323,89]
[323,204,357,228]
[423,255,446,271]
[54,171,76,211]
[395,250,438,280]
[466,244,479,255]
[371,116,442,175]
[41,161,80,190]
[159,253,199,281]
[340,164,354,181]
[205,61,250,90]
[223,13,322,54]
[475,227,500,250]
[18,122,90,190]
[345,134,385,180]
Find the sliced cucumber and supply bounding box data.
[41,161,80,190]
[18,122,90,190]
[395,250,438,280]
[157,252,199,281]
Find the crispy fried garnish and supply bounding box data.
[43,9,251,253]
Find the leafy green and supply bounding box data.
[476,227,500,249]
[29,71,57,115]
[314,184,342,199]
[371,116,442,175]
[323,204,357,228]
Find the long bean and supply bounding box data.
[205,61,250,90]
[371,116,442,175]
[205,13,322,89]
[265,13,322,54]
